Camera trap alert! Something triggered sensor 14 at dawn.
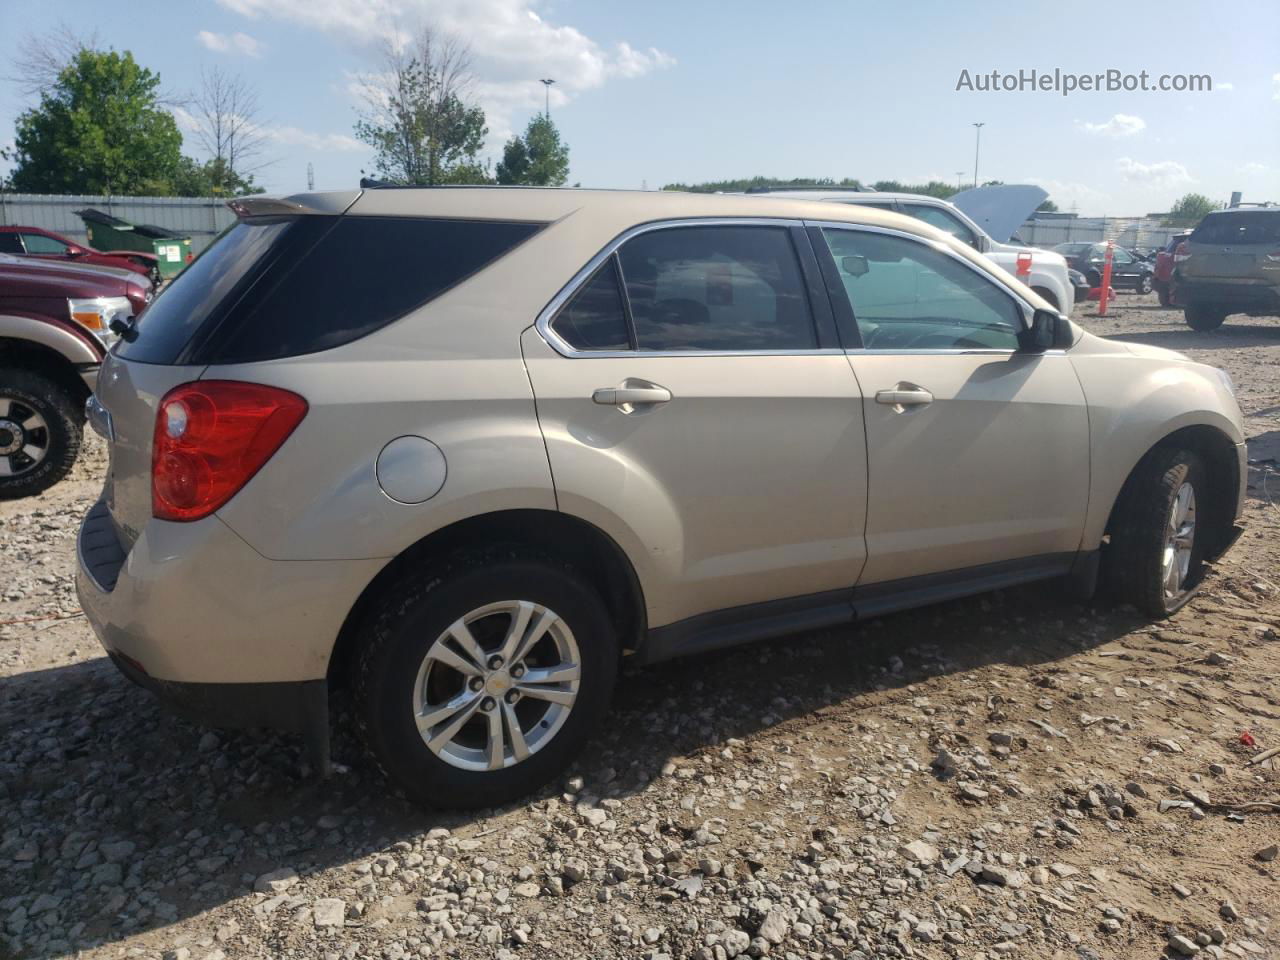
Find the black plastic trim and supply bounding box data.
[805,224,863,349]
[635,553,1078,664]
[790,225,841,349]
[78,499,127,592]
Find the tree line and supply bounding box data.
[0,24,570,196]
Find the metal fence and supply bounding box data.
[0,193,236,255]
[1018,217,1183,251]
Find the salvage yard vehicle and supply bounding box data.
[1053,241,1156,293]
[77,188,1246,808]
[1154,232,1191,307]
[0,225,161,285]
[0,253,150,497]
[750,185,1077,314]
[1176,207,1280,331]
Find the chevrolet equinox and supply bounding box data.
[77,188,1246,808]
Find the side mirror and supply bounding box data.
[1017,308,1065,353]
[841,255,870,277]
[66,246,86,257]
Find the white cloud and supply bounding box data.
[1116,157,1193,188]
[1238,161,1270,174]
[216,0,674,146]
[197,30,264,57]
[1078,113,1145,137]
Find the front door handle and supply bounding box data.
[592,383,672,407]
[875,385,934,410]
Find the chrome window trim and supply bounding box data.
[534,216,1060,360]
[535,217,830,359]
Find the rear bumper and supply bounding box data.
[1178,280,1280,312]
[75,498,384,686]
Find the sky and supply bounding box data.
[2,0,1277,215]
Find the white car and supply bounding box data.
[748,185,1075,315]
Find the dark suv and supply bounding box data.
[1177,207,1280,330]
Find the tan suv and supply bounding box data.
[77,188,1246,808]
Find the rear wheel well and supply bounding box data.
[0,338,91,417]
[1105,425,1239,559]
[328,510,647,687]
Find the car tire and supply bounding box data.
[353,547,619,809]
[1085,269,1102,288]
[1138,274,1154,294]
[1184,303,1226,331]
[0,368,83,500]
[1106,447,1207,618]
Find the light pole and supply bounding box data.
[540,78,556,118]
[972,122,984,188]
[956,171,965,191]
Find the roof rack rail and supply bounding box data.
[743,185,870,194]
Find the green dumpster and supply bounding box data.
[75,208,193,279]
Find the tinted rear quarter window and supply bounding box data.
[117,215,542,364]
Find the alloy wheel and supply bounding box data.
[1161,481,1196,601]
[0,396,49,478]
[412,600,581,771]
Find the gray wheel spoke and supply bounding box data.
[497,600,536,663]
[513,607,559,665]
[0,457,11,477]
[426,637,482,677]
[447,619,488,670]
[515,683,575,706]
[520,663,580,685]
[20,413,44,432]
[503,700,530,763]
[417,690,479,732]
[485,704,505,770]
[426,696,483,752]
[0,399,9,417]
[21,444,44,462]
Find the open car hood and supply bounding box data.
[950,184,1049,243]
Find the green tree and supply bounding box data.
[1166,193,1218,225]
[662,176,864,193]
[354,30,489,186]
[169,156,265,197]
[6,48,184,194]
[496,115,569,186]
[1036,199,1058,213]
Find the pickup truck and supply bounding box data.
[0,253,151,497]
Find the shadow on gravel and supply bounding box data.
[1,581,1140,956]
[1108,324,1280,350]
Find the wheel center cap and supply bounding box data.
[0,421,21,455]
[484,670,512,696]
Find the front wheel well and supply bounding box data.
[327,509,647,687]
[1104,425,1239,560]
[0,338,91,416]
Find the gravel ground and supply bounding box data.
[2,293,1279,960]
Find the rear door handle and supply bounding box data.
[875,386,934,409]
[592,384,672,406]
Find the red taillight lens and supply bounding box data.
[1173,241,1190,263]
[152,381,308,522]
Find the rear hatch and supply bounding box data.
[1182,210,1280,284]
[94,190,543,546]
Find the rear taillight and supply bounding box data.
[152,381,307,522]
[1173,241,1190,263]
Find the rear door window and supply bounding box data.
[117,216,542,364]
[617,226,816,351]
[0,234,23,254]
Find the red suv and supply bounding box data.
[1153,232,1190,307]
[0,226,160,285]
[0,253,151,497]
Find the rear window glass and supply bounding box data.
[116,216,542,364]
[1191,212,1280,246]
